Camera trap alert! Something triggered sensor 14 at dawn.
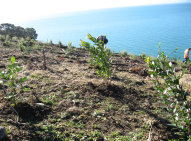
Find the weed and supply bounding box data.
[34,44,41,50]
[65,42,74,56]
[4,39,11,46]
[6,35,11,41]
[41,97,53,105]
[127,128,147,140]
[128,53,137,60]
[88,131,103,140]
[30,74,43,79]
[93,124,100,129]
[107,104,115,111]
[40,125,64,140]
[18,39,32,54]
[58,40,62,48]
[139,52,146,59]
[120,50,128,57]
[0,35,5,42]
[49,40,53,45]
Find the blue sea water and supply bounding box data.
[23,3,191,59]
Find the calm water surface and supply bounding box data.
[24,3,191,59]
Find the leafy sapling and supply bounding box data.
[81,34,113,80]
[66,42,74,55]
[0,56,29,106]
[146,45,191,139]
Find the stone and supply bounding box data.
[0,126,7,139]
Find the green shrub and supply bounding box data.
[128,53,137,59]
[120,50,127,57]
[18,39,32,54]
[146,44,191,139]
[0,35,5,42]
[172,57,186,68]
[0,56,30,106]
[4,39,11,46]
[18,43,25,52]
[58,40,62,48]
[65,42,74,55]
[81,34,113,80]
[6,35,11,41]
[12,36,19,42]
[49,40,53,45]
[34,43,41,50]
[139,52,146,59]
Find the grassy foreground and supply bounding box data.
[0,37,191,141]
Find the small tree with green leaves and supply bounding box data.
[0,56,29,106]
[146,44,191,140]
[81,34,113,80]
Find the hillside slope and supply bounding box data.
[0,39,190,140]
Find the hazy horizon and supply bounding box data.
[0,0,190,24]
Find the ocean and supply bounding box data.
[23,3,191,59]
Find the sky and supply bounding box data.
[0,0,190,24]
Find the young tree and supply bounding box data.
[81,34,113,80]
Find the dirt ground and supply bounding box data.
[0,42,190,141]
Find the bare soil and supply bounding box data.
[0,42,190,141]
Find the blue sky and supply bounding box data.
[0,0,190,24]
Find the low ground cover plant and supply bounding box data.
[58,40,63,48]
[18,38,35,54]
[65,42,74,56]
[120,50,128,57]
[146,45,191,140]
[81,34,113,80]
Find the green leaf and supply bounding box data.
[87,33,92,39]
[0,72,6,79]
[16,67,22,72]
[11,103,15,107]
[11,63,18,68]
[11,56,15,64]
[162,94,167,99]
[19,77,27,83]
[8,65,13,69]
[158,42,161,47]
[23,87,31,91]
[9,81,14,87]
